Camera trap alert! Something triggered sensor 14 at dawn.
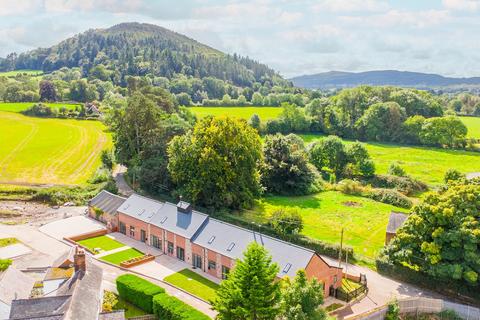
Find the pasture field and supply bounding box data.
[243,191,407,260]
[0,111,111,186]
[461,116,480,138]
[0,102,80,113]
[0,69,43,77]
[189,106,282,121]
[301,134,480,186]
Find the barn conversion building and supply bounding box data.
[89,192,343,296]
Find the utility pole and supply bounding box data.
[338,227,344,268]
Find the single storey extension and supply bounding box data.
[90,192,343,296]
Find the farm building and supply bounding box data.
[88,190,126,231]
[90,192,344,297]
[385,211,408,245]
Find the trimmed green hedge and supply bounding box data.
[116,274,165,313]
[153,293,210,320]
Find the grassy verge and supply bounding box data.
[78,235,125,252]
[164,268,219,301]
[100,248,144,265]
[0,237,19,247]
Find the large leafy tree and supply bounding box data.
[280,270,326,320]
[167,116,263,209]
[308,135,347,177]
[385,184,480,286]
[261,133,316,195]
[212,243,281,320]
[39,80,57,101]
[355,102,406,142]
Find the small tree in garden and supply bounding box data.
[388,162,406,177]
[385,300,400,320]
[444,169,465,184]
[249,114,261,132]
[212,243,281,320]
[269,208,304,236]
[280,269,326,320]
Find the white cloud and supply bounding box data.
[0,0,42,16]
[340,9,450,28]
[313,0,389,13]
[443,0,480,11]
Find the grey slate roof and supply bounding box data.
[9,296,70,319]
[192,218,315,278]
[386,211,408,234]
[99,310,126,320]
[89,190,126,216]
[0,267,35,306]
[118,194,209,239]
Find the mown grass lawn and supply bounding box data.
[0,111,111,185]
[78,235,124,252]
[461,116,480,139]
[242,191,408,260]
[0,102,80,113]
[189,106,282,121]
[100,248,144,265]
[164,268,219,301]
[300,134,480,186]
[0,69,43,77]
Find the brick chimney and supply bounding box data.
[74,246,86,272]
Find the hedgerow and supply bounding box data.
[153,292,210,320]
[116,274,165,313]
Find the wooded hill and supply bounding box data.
[0,22,286,88]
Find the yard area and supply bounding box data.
[301,134,480,186]
[164,268,219,301]
[77,235,124,253]
[242,191,407,260]
[100,248,144,265]
[461,116,480,139]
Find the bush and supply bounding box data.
[269,208,303,235]
[22,103,55,117]
[116,274,165,313]
[0,259,12,271]
[387,162,406,177]
[88,168,110,184]
[153,293,210,320]
[335,179,364,195]
[370,174,428,196]
[385,300,400,320]
[367,188,412,209]
[444,169,466,184]
[101,150,114,169]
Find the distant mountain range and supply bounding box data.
[290,70,480,89]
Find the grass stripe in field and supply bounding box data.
[0,111,112,185]
[0,102,80,113]
[189,106,282,121]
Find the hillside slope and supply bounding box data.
[1,22,284,87]
[291,70,480,89]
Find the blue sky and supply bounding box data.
[0,0,479,78]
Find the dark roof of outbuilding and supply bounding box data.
[118,194,209,239]
[386,211,408,234]
[89,190,126,216]
[8,295,70,320]
[192,218,315,278]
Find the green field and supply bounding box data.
[0,110,111,185]
[100,248,144,265]
[243,191,407,260]
[0,69,43,77]
[164,269,219,301]
[301,134,480,186]
[78,235,125,252]
[189,106,282,121]
[461,116,480,138]
[0,102,80,113]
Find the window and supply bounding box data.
[151,235,161,249]
[193,254,202,269]
[119,222,126,235]
[208,260,216,270]
[177,247,185,261]
[282,263,292,274]
[129,226,135,237]
[226,242,235,252]
[222,265,230,279]
[140,230,146,243]
[167,242,174,255]
[208,236,216,244]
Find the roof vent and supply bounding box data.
[177,200,192,214]
[208,236,216,244]
[227,242,235,252]
[282,263,292,273]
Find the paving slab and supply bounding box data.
[39,216,106,240]
[0,243,31,259]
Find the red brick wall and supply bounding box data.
[305,254,343,297]
[149,225,164,253]
[207,250,218,277]
[118,213,148,242]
